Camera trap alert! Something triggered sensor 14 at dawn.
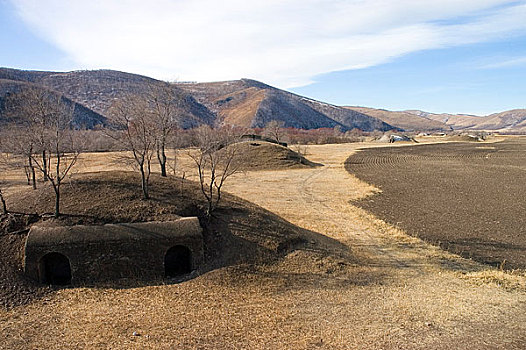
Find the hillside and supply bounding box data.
[0,79,106,128]
[1,171,324,308]
[177,79,393,131]
[1,67,524,133]
[347,106,526,133]
[405,109,526,133]
[0,68,214,128]
[475,109,526,132]
[0,68,393,132]
[229,141,321,170]
[345,106,451,132]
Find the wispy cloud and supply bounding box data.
[9,0,526,88]
[479,56,526,69]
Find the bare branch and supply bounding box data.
[263,120,287,144]
[5,86,81,217]
[190,125,243,218]
[108,94,156,199]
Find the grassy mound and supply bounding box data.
[231,141,321,170]
[1,171,338,309]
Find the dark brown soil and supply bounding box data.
[346,138,526,270]
[0,214,51,310]
[1,171,346,309]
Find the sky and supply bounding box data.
[1,0,525,115]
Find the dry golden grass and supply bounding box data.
[1,136,525,349]
[216,87,267,127]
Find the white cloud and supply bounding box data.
[479,56,526,69]
[9,0,526,88]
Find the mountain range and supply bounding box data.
[0,67,524,133]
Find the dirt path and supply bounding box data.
[227,142,478,272]
[224,141,526,348]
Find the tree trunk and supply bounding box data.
[54,185,60,218]
[0,189,7,215]
[42,150,49,182]
[206,175,215,218]
[157,144,167,177]
[54,147,61,218]
[24,167,31,185]
[28,155,36,189]
[206,201,213,220]
[140,165,149,199]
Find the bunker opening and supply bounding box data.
[39,252,72,285]
[165,245,192,277]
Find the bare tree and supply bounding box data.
[108,95,156,199]
[0,185,7,216]
[0,128,32,215]
[189,125,243,218]
[6,87,65,181]
[0,145,9,215]
[2,124,37,189]
[31,100,80,217]
[0,191,6,216]
[6,88,81,217]
[146,83,184,177]
[291,143,309,160]
[264,120,287,144]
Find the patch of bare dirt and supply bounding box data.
[346,138,526,269]
[0,214,49,309]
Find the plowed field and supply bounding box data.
[346,138,526,269]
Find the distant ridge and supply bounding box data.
[403,109,526,133]
[345,106,526,133]
[0,68,393,132]
[1,67,524,133]
[345,106,451,132]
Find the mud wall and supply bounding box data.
[24,218,203,284]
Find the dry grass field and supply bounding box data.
[1,137,526,349]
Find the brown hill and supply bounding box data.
[2,67,523,133]
[349,106,526,134]
[177,79,394,131]
[0,79,106,128]
[0,68,394,132]
[406,110,486,129]
[405,109,526,133]
[476,109,526,132]
[0,68,215,128]
[345,106,451,132]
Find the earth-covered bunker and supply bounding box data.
[24,218,203,284]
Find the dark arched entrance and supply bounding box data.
[39,252,72,285]
[164,245,192,277]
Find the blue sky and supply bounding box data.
[1,0,525,115]
[0,1,73,71]
[293,39,526,115]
